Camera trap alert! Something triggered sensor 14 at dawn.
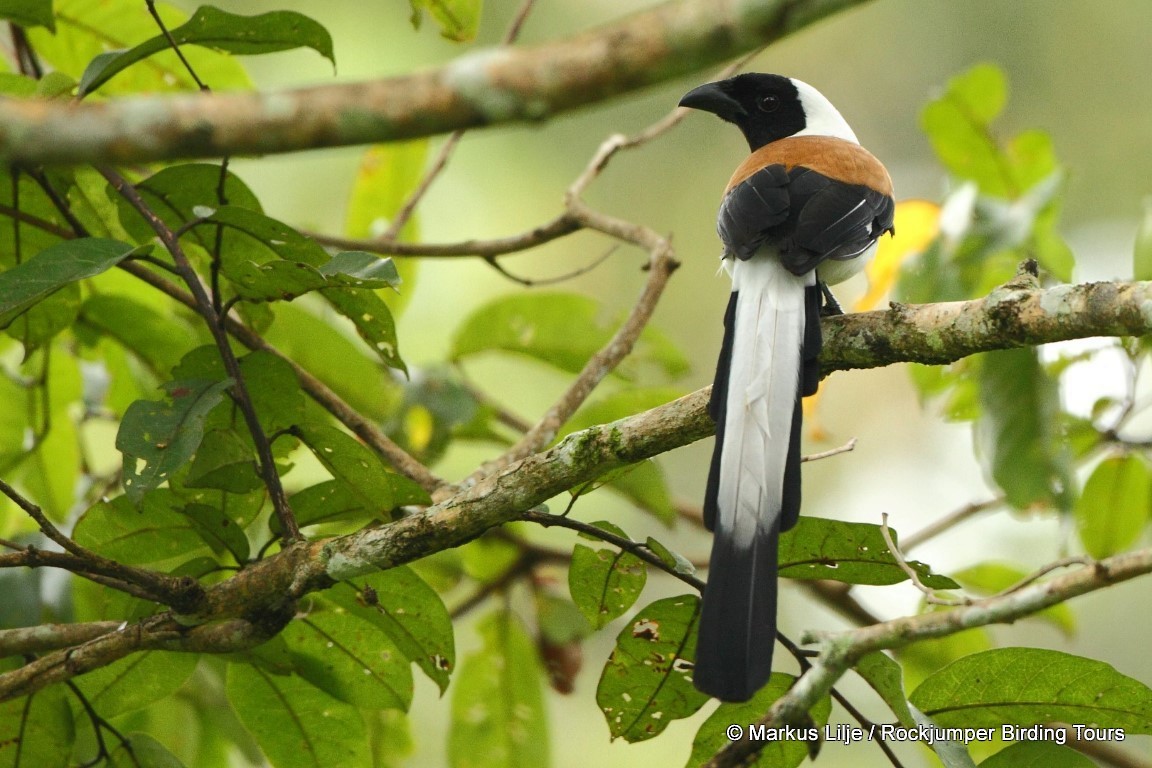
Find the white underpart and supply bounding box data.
[718,255,813,551]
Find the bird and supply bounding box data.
[679,74,894,702]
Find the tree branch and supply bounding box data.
[4,276,1151,701]
[704,548,1152,767]
[0,0,872,165]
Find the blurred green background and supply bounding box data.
[170,1,1152,765]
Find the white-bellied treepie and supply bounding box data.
[679,74,895,702]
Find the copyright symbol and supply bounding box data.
[726,724,743,741]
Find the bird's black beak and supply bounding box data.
[679,81,745,121]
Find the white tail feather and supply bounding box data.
[717,258,811,551]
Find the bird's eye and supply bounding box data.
[758,95,780,113]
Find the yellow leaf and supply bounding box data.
[854,200,941,311]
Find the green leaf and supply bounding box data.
[106,733,187,768]
[118,164,261,247]
[74,650,199,719]
[596,595,709,742]
[327,568,456,694]
[74,494,209,566]
[0,685,74,767]
[281,607,413,710]
[951,562,1075,635]
[279,480,366,532]
[0,0,54,30]
[78,6,334,96]
[296,423,430,516]
[537,593,592,646]
[1135,197,1152,282]
[168,347,305,443]
[77,294,199,376]
[896,626,994,691]
[226,662,370,768]
[185,429,262,495]
[408,0,482,42]
[909,704,977,768]
[345,141,427,317]
[687,673,831,768]
[448,610,548,768]
[319,251,402,288]
[910,648,1152,733]
[189,205,405,371]
[180,500,251,562]
[0,238,135,328]
[976,349,1073,511]
[980,742,1095,768]
[29,0,251,95]
[921,64,1012,196]
[117,377,233,504]
[6,283,80,354]
[854,652,916,727]
[778,517,958,588]
[1077,454,1151,558]
[569,528,648,630]
[452,292,689,381]
[644,537,696,576]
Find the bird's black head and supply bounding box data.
[679,73,808,151]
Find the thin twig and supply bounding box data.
[379,0,539,241]
[879,513,967,606]
[481,243,616,287]
[144,0,207,91]
[522,507,704,591]
[98,167,301,542]
[987,556,1094,599]
[706,545,1152,767]
[0,485,191,606]
[309,212,581,258]
[0,203,73,239]
[900,497,1001,551]
[801,437,857,463]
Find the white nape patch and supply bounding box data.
[789,79,859,144]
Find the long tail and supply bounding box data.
[694,258,821,702]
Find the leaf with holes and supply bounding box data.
[779,517,958,588]
[116,378,233,504]
[569,522,647,630]
[79,6,333,96]
[687,673,831,767]
[327,567,455,693]
[281,607,412,710]
[296,423,430,516]
[596,595,708,742]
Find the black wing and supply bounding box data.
[718,164,894,275]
